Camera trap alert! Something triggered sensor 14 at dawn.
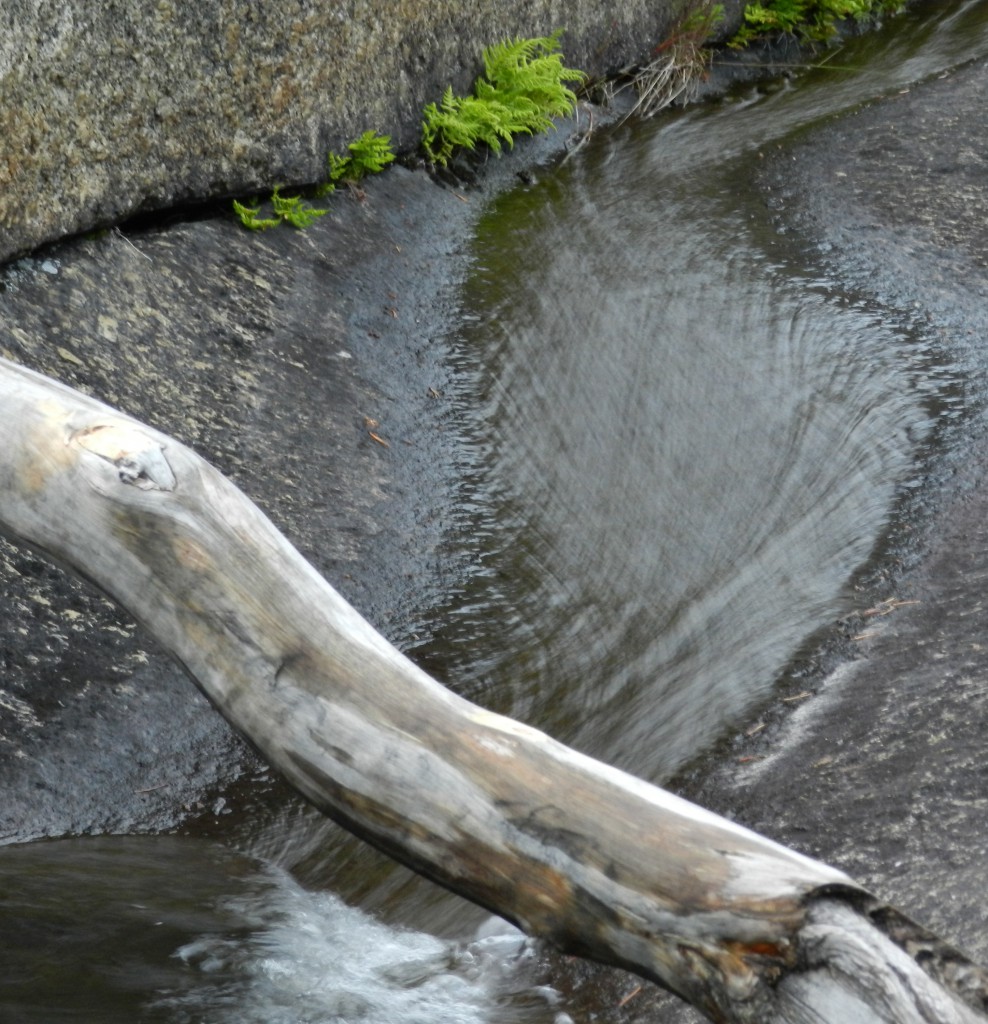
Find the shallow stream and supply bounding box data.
[5,2,988,1021]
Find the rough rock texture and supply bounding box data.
[1,0,743,263]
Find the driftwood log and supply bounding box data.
[1,354,986,1023]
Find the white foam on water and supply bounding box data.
[153,864,564,1024]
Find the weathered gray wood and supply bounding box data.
[0,354,985,1023]
[771,899,988,1024]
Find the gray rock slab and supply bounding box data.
[0,0,745,263]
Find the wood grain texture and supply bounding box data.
[1,355,984,1023]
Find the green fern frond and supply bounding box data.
[732,0,906,45]
[482,30,584,119]
[421,31,586,167]
[347,130,396,174]
[422,87,471,164]
[423,86,543,162]
[233,132,392,234]
[327,151,349,183]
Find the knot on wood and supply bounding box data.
[71,423,177,491]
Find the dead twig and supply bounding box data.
[861,599,920,618]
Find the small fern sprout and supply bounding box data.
[232,198,280,231]
[231,187,328,231]
[270,186,329,228]
[328,130,396,185]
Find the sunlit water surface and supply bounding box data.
[5,3,988,1022]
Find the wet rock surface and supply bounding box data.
[0,163,484,842]
[715,52,988,954]
[761,54,988,347]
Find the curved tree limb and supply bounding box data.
[0,355,985,1023]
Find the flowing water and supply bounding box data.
[5,2,988,1021]
[412,0,987,782]
[0,836,555,1023]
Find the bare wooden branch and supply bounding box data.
[0,355,984,1023]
